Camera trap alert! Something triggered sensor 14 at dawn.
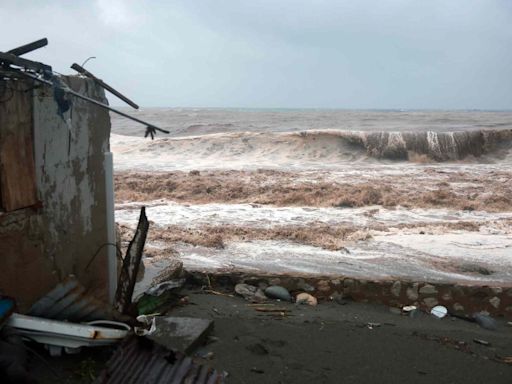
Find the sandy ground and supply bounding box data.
[169,291,512,383]
[31,292,512,384]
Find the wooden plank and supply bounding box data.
[0,80,38,211]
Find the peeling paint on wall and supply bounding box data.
[0,76,112,310]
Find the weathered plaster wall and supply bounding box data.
[0,76,112,311]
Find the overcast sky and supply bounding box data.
[1,1,511,109]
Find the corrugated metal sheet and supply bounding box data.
[28,277,114,322]
[95,336,226,384]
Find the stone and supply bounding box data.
[297,279,315,292]
[330,292,346,305]
[422,297,439,308]
[452,285,465,298]
[441,292,452,301]
[317,280,331,292]
[473,313,497,331]
[343,279,355,288]
[489,296,501,309]
[419,284,438,295]
[296,293,318,306]
[391,281,401,298]
[265,285,292,301]
[452,302,465,312]
[506,289,512,297]
[147,317,213,353]
[235,283,258,300]
[406,283,419,301]
[490,287,503,295]
[505,306,512,313]
[331,279,341,286]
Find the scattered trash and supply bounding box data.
[507,321,512,327]
[8,313,130,356]
[473,313,497,331]
[134,314,157,336]
[402,305,417,313]
[430,305,448,319]
[250,367,265,374]
[367,322,381,329]
[145,279,185,296]
[253,306,290,313]
[494,356,512,365]
[473,338,491,346]
[264,286,292,301]
[295,292,318,306]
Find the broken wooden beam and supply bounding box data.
[114,207,149,314]
[7,38,48,56]
[71,63,139,109]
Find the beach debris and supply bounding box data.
[28,277,117,322]
[430,305,448,319]
[7,314,130,356]
[146,316,213,354]
[264,286,292,302]
[473,313,497,331]
[472,338,491,346]
[402,305,417,313]
[495,356,512,365]
[145,279,185,296]
[115,207,149,315]
[253,306,290,313]
[95,336,227,383]
[507,321,512,327]
[295,292,318,306]
[367,322,381,329]
[134,314,157,336]
[235,283,266,302]
[250,367,265,374]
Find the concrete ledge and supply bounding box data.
[186,271,512,319]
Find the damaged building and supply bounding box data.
[0,73,117,311]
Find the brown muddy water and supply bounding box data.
[111,109,512,287]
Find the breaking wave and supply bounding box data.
[114,129,512,165]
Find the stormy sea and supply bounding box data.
[111,109,512,289]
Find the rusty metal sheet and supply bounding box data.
[28,277,115,322]
[94,337,226,384]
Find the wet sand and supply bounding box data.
[172,291,512,384]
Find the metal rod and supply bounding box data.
[7,38,48,56]
[19,70,169,135]
[71,63,139,109]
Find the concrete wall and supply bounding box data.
[0,76,112,311]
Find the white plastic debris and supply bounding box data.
[8,313,130,356]
[430,305,448,318]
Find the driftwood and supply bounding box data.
[114,207,149,314]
